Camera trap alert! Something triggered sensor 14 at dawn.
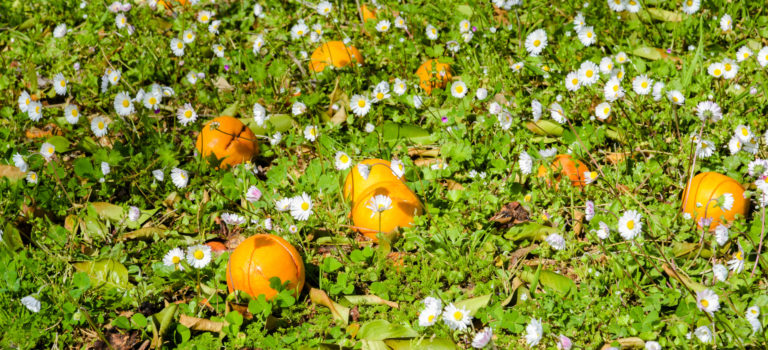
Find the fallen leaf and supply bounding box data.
[178,314,227,333]
[0,165,25,181]
[490,202,530,228]
[310,288,350,326]
[343,295,399,309]
[213,76,233,93]
[601,337,645,350]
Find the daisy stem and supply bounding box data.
[749,204,765,277]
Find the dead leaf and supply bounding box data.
[350,306,360,322]
[25,123,61,139]
[343,295,399,309]
[407,146,440,158]
[0,165,25,181]
[309,288,350,326]
[573,210,585,236]
[442,180,465,191]
[178,314,227,333]
[489,202,530,228]
[213,76,233,93]
[600,337,645,350]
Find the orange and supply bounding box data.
[415,59,452,95]
[351,181,423,241]
[226,234,305,300]
[682,172,749,230]
[360,4,376,22]
[205,241,227,252]
[308,41,364,73]
[536,154,590,188]
[196,116,258,169]
[343,159,405,204]
[157,0,187,9]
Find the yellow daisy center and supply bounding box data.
[201,15,208,21]
[47,147,54,154]
[194,250,204,260]
[453,311,463,320]
[60,81,66,87]
[149,97,157,105]
[736,251,743,260]
[524,194,532,202]
[376,92,384,99]
[641,81,648,88]
[340,155,349,163]
[613,85,619,92]
[603,107,610,114]
[673,96,679,102]
[122,100,130,107]
[725,64,732,71]
[533,39,541,47]
[572,78,578,85]
[357,100,366,108]
[627,220,635,229]
[590,171,597,179]
[184,110,192,118]
[71,109,78,117]
[98,122,104,129]
[428,315,435,322]
[741,128,749,136]
[687,0,693,5]
[587,31,593,38]
[456,85,464,93]
[714,69,721,76]
[177,43,183,49]
[586,70,593,78]
[25,98,30,105]
[172,256,180,264]
[297,30,304,35]
[301,202,309,211]
[701,299,709,307]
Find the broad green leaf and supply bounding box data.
[385,338,457,350]
[456,5,473,17]
[671,242,712,258]
[309,288,349,326]
[151,304,178,348]
[73,258,132,290]
[631,47,681,62]
[357,319,419,340]
[452,294,491,317]
[646,8,682,22]
[504,222,557,242]
[526,120,563,136]
[241,114,293,136]
[342,295,398,308]
[118,227,167,241]
[89,202,124,222]
[46,135,71,153]
[379,122,437,145]
[520,270,575,295]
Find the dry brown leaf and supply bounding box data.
[489,202,530,228]
[0,165,25,181]
[178,314,227,333]
[213,76,233,93]
[600,337,645,349]
[309,288,349,326]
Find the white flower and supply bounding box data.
[694,325,712,343]
[113,92,134,116]
[425,24,439,40]
[713,263,728,282]
[585,200,595,221]
[573,12,586,31]
[393,79,407,96]
[115,13,128,29]
[595,221,610,240]
[253,4,265,17]
[531,99,542,121]
[498,111,513,130]
[90,117,108,137]
[594,102,611,121]
[350,95,371,116]
[12,153,27,172]
[394,16,407,29]
[728,248,745,273]
[128,206,140,222]
[604,77,624,102]
[52,73,67,96]
[525,29,547,56]
[471,327,493,348]
[221,212,246,226]
[749,318,762,334]
[335,152,353,170]
[53,23,67,38]
[18,90,31,113]
[583,171,598,184]
[618,210,643,240]
[290,193,313,221]
[253,35,265,54]
[176,103,197,126]
[364,123,376,133]
[682,0,701,15]
[171,167,189,189]
[100,161,110,176]
[40,142,55,161]
[625,0,641,12]
[549,103,566,124]
[459,19,471,33]
[667,90,685,105]
[245,186,262,202]
[488,102,502,115]
[366,194,392,218]
[376,20,390,32]
[251,103,268,127]
[163,247,185,270]
[357,163,370,180]
[442,303,472,331]
[270,132,283,146]
[107,69,121,86]
[152,169,164,182]
[208,20,221,34]
[451,81,468,98]
[143,90,162,110]
[317,1,332,16]
[197,10,214,24]
[545,233,566,250]
[372,86,390,103]
[736,46,752,62]
[565,71,580,91]
[418,307,440,327]
[62,104,80,125]
[290,21,309,40]
[722,60,738,79]
[708,62,725,78]
[696,289,720,315]
[632,75,653,95]
[525,318,543,347]
[734,125,753,143]
[423,297,442,311]
[757,47,768,67]
[715,224,729,246]
[390,159,405,178]
[539,148,557,158]
[170,38,185,57]
[650,82,665,102]
[291,101,307,116]
[577,26,596,46]
[186,244,212,269]
[696,101,722,122]
[413,95,424,109]
[695,139,715,159]
[275,197,293,212]
[645,341,661,350]
[304,125,319,142]
[519,151,533,175]
[182,29,196,44]
[476,88,488,100]
[21,295,41,313]
[608,0,624,11]
[26,171,38,184]
[746,306,761,321]
[579,61,599,86]
[212,44,225,58]
[599,56,614,74]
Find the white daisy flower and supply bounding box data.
[615,52,629,65]
[64,105,80,124]
[418,306,440,327]
[21,295,41,313]
[12,153,27,172]
[270,132,282,146]
[290,21,309,40]
[607,0,624,12]
[524,29,547,56]
[182,29,196,44]
[583,171,598,184]
[497,111,513,130]
[749,318,762,334]
[212,44,225,58]
[107,69,121,86]
[746,306,761,321]
[539,148,557,158]
[459,19,471,33]
[577,26,596,46]
[357,163,370,180]
[221,212,246,226]
[604,77,624,102]
[549,103,566,124]
[171,167,189,189]
[708,62,725,78]
[618,209,643,240]
[186,244,212,269]
[695,139,715,159]
[366,194,392,218]
[425,24,439,40]
[652,82,665,101]
[53,23,67,38]
[451,81,468,98]
[667,90,685,105]
[208,20,221,35]
[625,0,641,12]
[152,169,164,182]
[18,90,31,113]
[599,56,614,74]
[170,38,185,57]
[116,13,128,29]
[245,186,262,202]
[304,125,319,142]
[565,71,581,91]
[112,92,133,117]
[758,47,768,67]
[364,123,376,133]
[253,4,265,17]
[335,152,352,170]
[696,289,720,315]
[696,101,722,122]
[632,75,653,95]
[128,206,140,222]
[394,16,407,29]
[393,79,407,96]
[545,233,566,250]
[442,303,472,331]
[275,197,293,212]
[720,14,732,31]
[525,318,543,347]
[292,101,307,116]
[722,59,738,79]
[728,248,745,273]
[52,73,67,96]
[693,325,712,343]
[253,35,265,54]
[573,12,586,31]
[728,136,743,155]
[197,10,214,24]
[290,192,313,221]
[519,151,533,175]
[163,247,185,270]
[595,102,611,121]
[252,103,268,126]
[26,171,38,184]
[413,95,424,109]
[176,103,197,126]
[350,95,371,116]
[531,99,542,121]
[476,87,488,100]
[682,0,701,15]
[40,142,55,161]
[376,20,390,33]
[488,102,502,115]
[101,161,110,176]
[471,327,493,349]
[735,125,753,142]
[736,46,752,62]
[715,224,729,246]
[595,221,610,240]
[316,1,332,16]
[390,159,405,178]
[713,263,728,282]
[579,61,599,86]
[143,90,162,110]
[91,117,108,137]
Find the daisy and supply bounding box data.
[162,86,175,98]
[489,102,502,115]
[292,101,307,116]
[519,151,533,175]
[525,29,547,56]
[413,95,424,109]
[565,71,580,91]
[720,14,732,31]
[715,224,729,246]
[584,171,598,184]
[425,25,439,40]
[511,61,524,72]
[749,318,762,334]
[632,75,653,95]
[186,244,212,269]
[696,101,722,122]
[607,0,624,12]
[667,90,685,105]
[53,23,67,38]
[253,4,265,17]
[532,99,542,121]
[525,318,543,347]
[682,0,701,15]
[728,136,743,155]
[372,87,390,103]
[176,103,197,126]
[357,163,370,180]
[476,88,488,100]
[270,132,283,146]
[758,47,768,67]
[335,152,353,170]
[21,295,41,313]
[393,79,407,96]
[107,69,121,87]
[221,213,246,226]
[375,20,390,33]
[693,325,712,343]
[304,125,319,142]
[442,303,472,331]
[615,52,629,65]
[604,77,624,101]
[64,105,80,124]
[115,13,128,29]
[746,306,760,321]
[171,167,189,189]
[366,194,392,218]
[707,62,725,78]
[595,102,611,121]
[364,123,376,133]
[394,16,407,29]
[40,142,55,161]
[594,221,610,240]
[275,197,293,211]
[350,95,371,116]
[291,21,309,40]
[111,92,133,117]
[459,19,471,33]
[498,112,513,130]
[290,192,313,221]
[696,140,715,159]
[471,327,493,349]
[579,61,599,86]
[26,171,38,184]
[696,289,720,315]
[91,117,108,137]
[625,0,641,13]
[451,81,468,98]
[101,162,110,176]
[253,35,265,54]
[245,186,262,202]
[549,103,566,124]
[728,248,745,273]
[652,82,665,101]
[143,90,162,109]
[418,307,440,327]
[599,56,614,74]
[545,233,566,250]
[163,247,185,270]
[170,38,185,57]
[736,46,752,62]
[12,153,27,172]
[390,159,405,177]
[197,10,213,24]
[18,90,31,113]
[252,102,268,126]
[573,12,586,31]
[212,44,225,58]
[577,26,596,46]
[539,148,557,158]
[713,263,728,281]
[152,169,164,182]
[316,1,332,16]
[127,206,140,222]
[618,210,643,240]
[585,201,595,221]
[52,73,67,96]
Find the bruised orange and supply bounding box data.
[158,0,187,9]
[415,59,452,95]
[682,172,749,230]
[351,181,423,241]
[205,241,227,252]
[343,158,405,204]
[308,41,364,73]
[360,4,376,22]
[226,234,305,300]
[196,116,258,169]
[536,154,590,188]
